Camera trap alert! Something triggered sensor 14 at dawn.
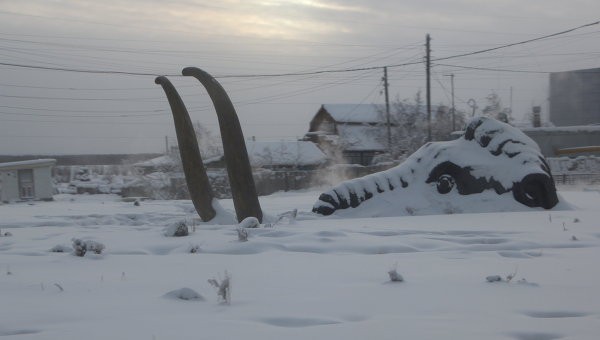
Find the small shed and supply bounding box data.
[0,159,56,202]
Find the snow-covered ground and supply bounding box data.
[1,189,599,339]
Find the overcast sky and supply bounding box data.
[0,0,599,155]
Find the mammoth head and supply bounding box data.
[313,117,559,217]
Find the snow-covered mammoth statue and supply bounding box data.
[312,116,559,216]
[157,67,558,221]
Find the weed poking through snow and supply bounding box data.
[486,266,538,286]
[208,271,231,304]
[237,227,249,242]
[388,263,404,282]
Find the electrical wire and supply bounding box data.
[1,19,597,78]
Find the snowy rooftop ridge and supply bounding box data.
[145,141,327,168]
[322,104,385,124]
[246,140,327,167]
[0,158,56,170]
[521,125,600,134]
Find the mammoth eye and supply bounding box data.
[436,174,455,194]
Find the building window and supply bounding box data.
[18,169,35,199]
[342,151,377,166]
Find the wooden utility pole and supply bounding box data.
[383,66,391,152]
[426,34,432,141]
[449,74,455,131]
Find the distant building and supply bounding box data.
[549,68,600,126]
[304,104,388,166]
[521,126,600,157]
[0,159,56,203]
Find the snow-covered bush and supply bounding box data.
[485,275,503,282]
[388,269,404,282]
[50,244,71,253]
[72,238,105,257]
[164,221,189,237]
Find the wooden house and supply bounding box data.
[304,104,389,165]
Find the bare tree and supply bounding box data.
[482,92,512,124]
[193,121,223,159]
[376,90,468,162]
[431,104,466,141]
[377,90,428,159]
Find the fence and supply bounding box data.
[552,173,600,186]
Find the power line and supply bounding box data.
[432,20,600,62]
[1,19,598,79]
[434,63,550,74]
[435,63,600,74]
[0,93,163,101]
[0,61,175,77]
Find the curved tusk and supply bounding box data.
[182,67,263,223]
[155,76,217,222]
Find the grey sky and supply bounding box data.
[0,0,599,155]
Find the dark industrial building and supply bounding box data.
[549,67,600,126]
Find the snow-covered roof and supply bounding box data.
[133,155,177,168]
[521,125,600,134]
[246,140,327,167]
[0,159,56,171]
[141,141,327,169]
[336,125,386,151]
[322,104,385,124]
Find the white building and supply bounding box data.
[0,159,56,203]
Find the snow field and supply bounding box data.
[1,191,599,339]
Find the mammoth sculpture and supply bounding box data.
[157,67,559,222]
[312,116,559,216]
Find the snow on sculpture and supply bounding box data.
[313,116,559,216]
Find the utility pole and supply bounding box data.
[509,86,513,120]
[425,34,432,142]
[383,66,391,152]
[165,136,169,154]
[449,74,455,131]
